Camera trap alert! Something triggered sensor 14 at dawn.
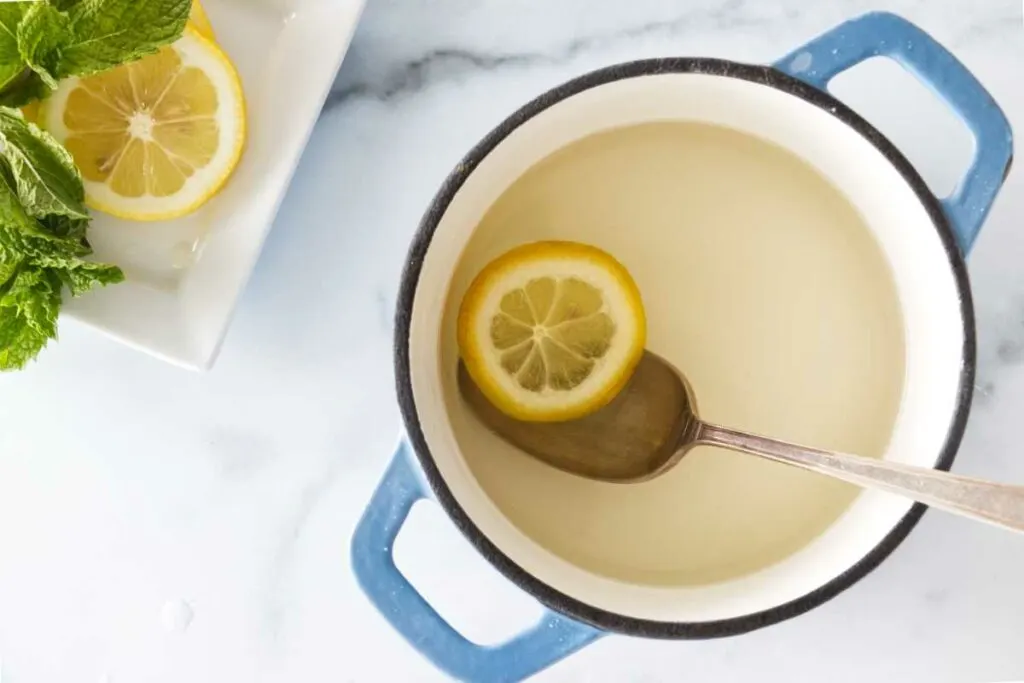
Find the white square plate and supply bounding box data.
[63,0,365,370]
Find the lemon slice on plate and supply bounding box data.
[40,27,245,221]
[458,241,646,422]
[24,6,216,130]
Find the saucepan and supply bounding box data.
[351,12,1012,682]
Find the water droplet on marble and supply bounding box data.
[170,241,199,270]
[161,599,194,634]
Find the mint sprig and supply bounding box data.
[0,0,191,370]
[0,109,124,370]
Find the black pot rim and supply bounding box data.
[394,57,977,639]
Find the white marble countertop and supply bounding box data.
[2,1,1023,681]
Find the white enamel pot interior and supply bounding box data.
[397,60,974,636]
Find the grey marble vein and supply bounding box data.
[323,0,1017,112]
[262,453,349,640]
[322,0,789,110]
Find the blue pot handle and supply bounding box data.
[775,11,1012,253]
[351,441,603,682]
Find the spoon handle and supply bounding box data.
[698,422,1024,533]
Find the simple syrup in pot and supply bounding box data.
[445,121,906,586]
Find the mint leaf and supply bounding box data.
[0,223,123,369]
[0,264,62,370]
[0,108,87,220]
[49,1,83,12]
[0,3,29,93]
[0,69,51,108]
[17,2,72,89]
[2,266,60,339]
[0,3,56,106]
[57,0,191,78]
[0,164,86,259]
[0,111,122,371]
[0,249,18,298]
[58,258,121,295]
[41,214,89,240]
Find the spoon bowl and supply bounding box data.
[458,351,699,482]
[460,350,1024,533]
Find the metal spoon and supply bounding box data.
[459,350,1024,533]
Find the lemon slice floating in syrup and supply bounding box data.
[458,241,647,422]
